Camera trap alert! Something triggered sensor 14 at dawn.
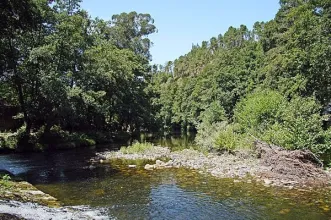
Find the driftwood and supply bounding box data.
[254,140,329,186]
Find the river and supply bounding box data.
[1,143,331,219]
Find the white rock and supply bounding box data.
[144,164,155,170]
[264,179,273,185]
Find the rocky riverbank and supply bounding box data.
[95,141,331,188]
[0,180,59,207]
[0,200,109,220]
[0,180,109,219]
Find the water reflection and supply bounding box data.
[0,147,120,184]
[1,145,331,219]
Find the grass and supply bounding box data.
[120,142,154,154]
[0,174,13,189]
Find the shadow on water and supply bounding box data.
[0,146,122,185]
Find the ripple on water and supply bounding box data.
[1,148,331,219]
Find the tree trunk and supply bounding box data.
[16,79,31,134]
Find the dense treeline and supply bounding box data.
[2,0,331,158]
[149,0,331,159]
[0,0,156,150]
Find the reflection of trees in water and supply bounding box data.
[1,148,120,184]
[23,165,121,184]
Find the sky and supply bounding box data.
[81,0,280,65]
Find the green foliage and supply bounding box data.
[195,122,225,152]
[195,121,253,152]
[120,142,154,154]
[0,174,12,189]
[214,123,254,152]
[0,0,157,151]
[148,0,331,161]
[234,90,286,133]
[2,174,11,181]
[234,90,330,155]
[0,133,17,150]
[2,0,331,161]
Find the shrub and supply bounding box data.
[234,89,286,133]
[198,101,226,125]
[195,121,254,152]
[214,123,254,152]
[195,121,225,152]
[120,142,154,154]
[234,89,331,155]
[0,174,12,189]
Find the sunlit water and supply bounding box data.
[1,146,331,219]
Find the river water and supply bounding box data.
[1,145,331,219]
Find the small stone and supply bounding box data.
[128,165,137,168]
[144,164,155,170]
[166,160,173,166]
[99,159,104,163]
[264,179,273,185]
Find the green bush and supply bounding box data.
[0,174,12,189]
[234,89,286,133]
[214,123,254,152]
[198,101,226,125]
[234,89,330,155]
[120,142,154,154]
[195,121,225,152]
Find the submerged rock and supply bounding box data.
[0,200,110,220]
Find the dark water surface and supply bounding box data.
[1,146,331,220]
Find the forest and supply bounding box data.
[1,0,331,162]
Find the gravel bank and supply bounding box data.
[96,141,331,188]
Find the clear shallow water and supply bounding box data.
[1,147,331,219]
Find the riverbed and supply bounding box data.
[1,146,331,219]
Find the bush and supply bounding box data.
[0,174,12,189]
[195,121,224,152]
[195,121,254,153]
[234,89,331,155]
[234,89,285,133]
[198,101,226,125]
[215,123,254,152]
[120,142,154,154]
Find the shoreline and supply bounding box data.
[0,180,109,219]
[95,141,331,188]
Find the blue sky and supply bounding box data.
[81,0,280,65]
